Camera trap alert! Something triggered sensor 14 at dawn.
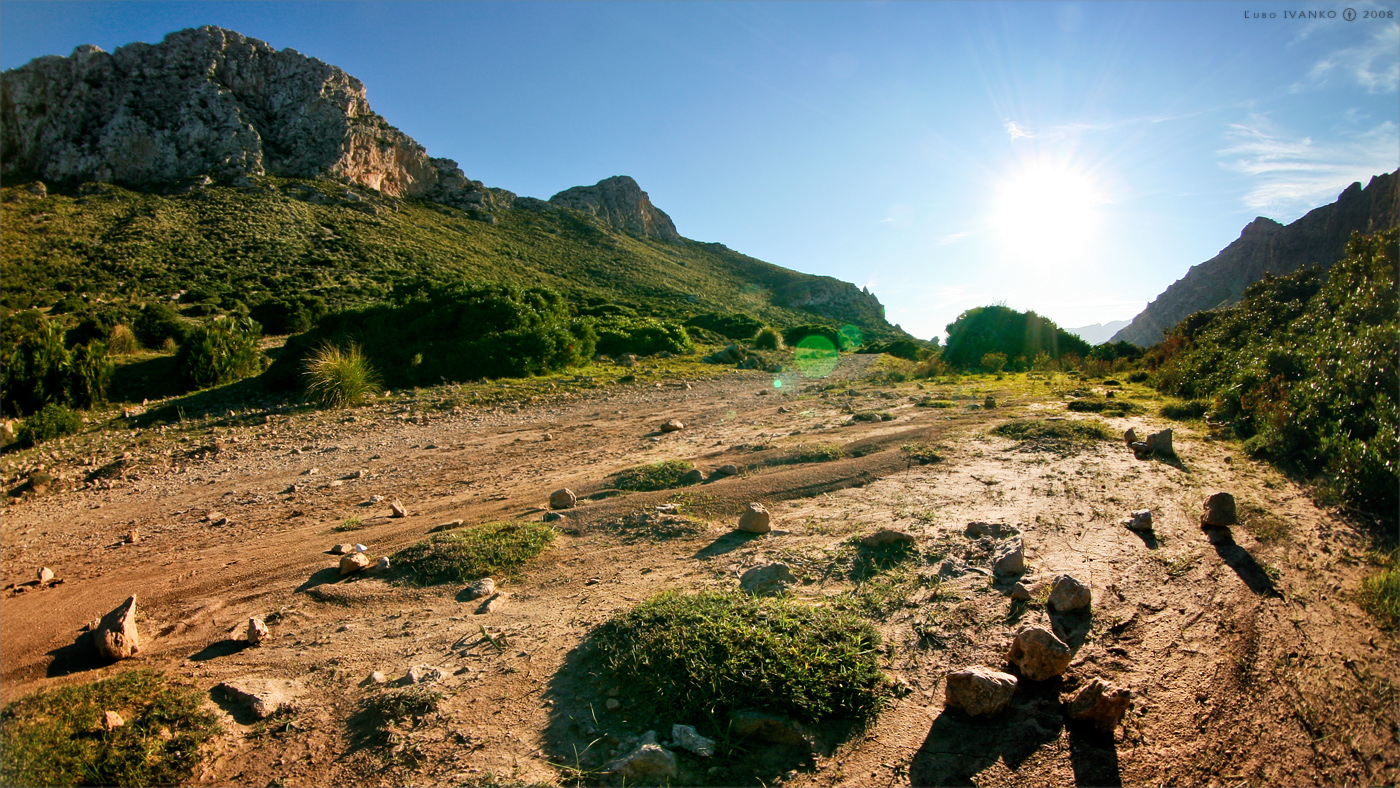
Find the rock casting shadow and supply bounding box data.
[295,566,343,593]
[1068,721,1123,787]
[1210,530,1280,596]
[694,530,764,559]
[45,631,117,678]
[190,639,252,662]
[911,691,1065,787]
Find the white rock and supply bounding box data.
[94,595,140,660]
[670,724,717,757]
[37,566,54,583]
[246,617,270,645]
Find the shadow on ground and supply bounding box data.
[44,631,117,678]
[1208,528,1280,596]
[910,687,1065,787]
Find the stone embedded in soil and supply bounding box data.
[549,488,577,510]
[944,666,1019,717]
[37,566,54,583]
[542,511,564,522]
[713,464,740,477]
[463,577,495,601]
[1124,510,1153,532]
[330,543,355,555]
[1066,677,1133,733]
[407,665,445,684]
[1123,428,1138,445]
[1201,492,1238,526]
[389,499,409,518]
[371,556,390,572]
[860,529,916,548]
[246,617,270,645]
[660,419,685,433]
[604,731,678,783]
[1049,575,1091,612]
[1007,625,1072,681]
[1129,440,1150,455]
[739,563,795,596]
[430,519,466,533]
[730,710,813,747]
[670,724,717,757]
[217,679,302,719]
[737,502,772,533]
[102,710,125,731]
[353,543,367,553]
[94,595,140,660]
[605,698,621,711]
[1146,429,1173,455]
[993,538,1026,575]
[984,395,997,409]
[965,522,1021,539]
[339,552,371,576]
[365,671,387,685]
[1011,582,1032,601]
[679,468,706,485]
[476,592,508,614]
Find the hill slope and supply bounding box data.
[1113,170,1398,347]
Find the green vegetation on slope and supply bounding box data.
[1150,229,1398,523]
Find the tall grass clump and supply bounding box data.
[1,669,219,788]
[392,521,556,585]
[593,590,889,727]
[175,316,264,389]
[752,326,785,350]
[304,342,380,407]
[1,311,112,416]
[1358,551,1398,629]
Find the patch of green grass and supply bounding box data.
[593,590,889,727]
[1358,551,1399,628]
[1066,397,1140,416]
[1,669,220,788]
[303,341,381,408]
[333,516,365,532]
[916,398,955,408]
[991,418,1114,455]
[901,442,944,465]
[776,442,845,464]
[361,685,443,729]
[612,459,696,491]
[1151,552,1195,578]
[1160,399,1211,421]
[392,521,555,584]
[837,568,952,621]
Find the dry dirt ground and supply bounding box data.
[2,356,1396,787]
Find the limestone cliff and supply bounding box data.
[549,176,681,242]
[1113,170,1399,347]
[0,26,502,209]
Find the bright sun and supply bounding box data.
[994,162,1104,265]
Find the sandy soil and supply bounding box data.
[1,357,1395,787]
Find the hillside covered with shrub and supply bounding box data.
[1149,228,1398,524]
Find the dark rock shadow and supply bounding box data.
[45,631,117,678]
[1049,610,1094,651]
[1067,721,1122,787]
[189,639,252,662]
[911,690,1065,787]
[694,530,765,558]
[1209,529,1280,596]
[294,566,343,593]
[849,542,917,582]
[209,684,264,726]
[1129,529,1159,549]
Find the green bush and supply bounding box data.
[783,324,841,349]
[250,296,327,335]
[861,339,926,361]
[980,352,1008,374]
[992,418,1115,455]
[1358,551,1398,628]
[752,326,784,350]
[1067,397,1139,416]
[392,521,556,585]
[613,459,696,491]
[594,316,693,357]
[593,590,888,727]
[176,317,265,389]
[132,302,193,349]
[303,342,380,408]
[943,305,1090,370]
[1,312,112,416]
[1161,400,1211,420]
[17,403,83,447]
[1,669,219,788]
[683,312,764,341]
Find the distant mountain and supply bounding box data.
[0,26,898,338]
[1064,320,1130,346]
[1112,170,1399,347]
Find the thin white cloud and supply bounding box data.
[1291,24,1400,93]
[1219,116,1400,213]
[938,231,972,245]
[1004,121,1032,141]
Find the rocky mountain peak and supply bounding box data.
[0,25,497,209]
[549,176,681,242]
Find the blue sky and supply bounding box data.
[3,1,1397,340]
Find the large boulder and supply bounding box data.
[1006,626,1072,681]
[944,666,1018,717]
[737,502,772,534]
[94,595,140,660]
[1066,677,1133,733]
[1145,429,1173,455]
[1048,574,1091,612]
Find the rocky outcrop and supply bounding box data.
[1113,171,1399,346]
[549,176,681,241]
[0,26,501,210]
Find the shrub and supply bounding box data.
[1161,400,1210,420]
[176,317,264,390]
[17,403,83,447]
[862,339,926,361]
[132,302,193,348]
[0,669,219,788]
[992,418,1114,454]
[250,296,327,335]
[980,352,1008,374]
[106,324,141,355]
[1067,397,1139,416]
[1358,551,1398,628]
[783,324,840,349]
[304,342,380,408]
[772,442,844,464]
[392,521,556,585]
[594,316,693,357]
[593,590,888,727]
[752,326,784,350]
[683,312,764,341]
[1,313,112,416]
[613,459,696,491]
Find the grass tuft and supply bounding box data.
[1,669,219,788]
[776,442,845,465]
[1160,399,1211,420]
[1066,397,1140,416]
[1358,551,1399,628]
[593,590,889,727]
[991,418,1114,455]
[333,516,365,532]
[304,341,381,408]
[901,442,944,465]
[612,459,696,491]
[392,521,555,585]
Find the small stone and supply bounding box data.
[679,468,706,485]
[1124,510,1153,532]
[94,595,140,660]
[737,502,772,533]
[125,529,140,544]
[476,592,507,614]
[1006,626,1073,681]
[246,617,270,645]
[1145,429,1173,455]
[550,488,577,509]
[542,511,564,522]
[1123,428,1138,445]
[984,395,997,409]
[944,666,1018,716]
[1067,677,1133,733]
[330,543,355,555]
[371,556,390,572]
[1200,492,1238,527]
[102,710,126,731]
[713,464,740,477]
[365,671,388,685]
[37,567,54,584]
[407,664,445,684]
[339,552,371,576]
[1011,582,1032,601]
[660,419,685,433]
[655,503,678,514]
[965,522,1021,539]
[993,538,1026,575]
[739,563,795,595]
[670,724,717,757]
[205,510,225,523]
[860,529,916,548]
[389,499,409,518]
[463,577,495,601]
[1129,440,1150,455]
[1048,574,1091,612]
[353,543,367,553]
[217,679,302,719]
[430,519,466,533]
[605,698,621,711]
[542,433,554,441]
[604,731,678,782]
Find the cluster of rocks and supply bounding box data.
[603,710,812,783]
[963,521,1027,577]
[331,543,387,576]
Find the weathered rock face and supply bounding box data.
[1113,171,1399,347]
[944,666,1018,717]
[549,176,680,241]
[0,26,499,209]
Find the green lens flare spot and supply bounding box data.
[773,379,783,388]
[795,335,839,378]
[838,325,864,351]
